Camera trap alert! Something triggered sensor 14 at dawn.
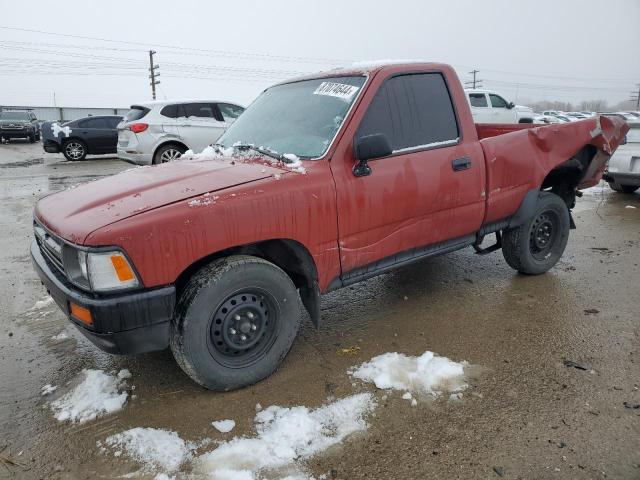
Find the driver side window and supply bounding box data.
[357,73,459,153]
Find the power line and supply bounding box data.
[0,25,348,65]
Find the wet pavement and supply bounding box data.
[1,141,639,479]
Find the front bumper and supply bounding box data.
[0,128,33,139]
[31,240,175,354]
[43,140,60,153]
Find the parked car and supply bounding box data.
[465,89,534,123]
[31,62,628,391]
[41,115,122,161]
[603,121,640,193]
[0,109,40,142]
[532,114,561,124]
[117,100,245,165]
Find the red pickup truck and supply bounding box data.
[32,62,627,390]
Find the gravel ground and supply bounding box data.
[1,141,639,479]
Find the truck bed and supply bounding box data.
[476,116,628,224]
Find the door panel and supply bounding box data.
[331,73,486,275]
[332,143,485,273]
[178,103,226,152]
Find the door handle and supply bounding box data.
[452,157,471,171]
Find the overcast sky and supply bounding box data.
[1,0,638,109]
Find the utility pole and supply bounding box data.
[464,69,483,90]
[630,84,640,109]
[148,50,160,100]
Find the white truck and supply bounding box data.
[465,89,534,124]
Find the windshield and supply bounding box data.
[626,126,640,143]
[0,111,30,120]
[217,76,366,158]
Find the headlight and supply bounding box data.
[64,248,139,292]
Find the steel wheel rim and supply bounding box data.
[160,149,182,162]
[529,210,559,260]
[65,142,84,160]
[207,289,278,368]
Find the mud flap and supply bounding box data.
[569,211,576,229]
[299,281,321,328]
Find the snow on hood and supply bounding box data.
[35,156,285,244]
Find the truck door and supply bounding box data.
[468,92,491,123]
[488,93,515,123]
[330,72,486,278]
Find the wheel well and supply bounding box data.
[541,145,597,208]
[518,118,533,124]
[154,140,188,159]
[174,239,318,297]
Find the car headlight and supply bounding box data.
[64,248,139,292]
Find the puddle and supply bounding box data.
[0,174,108,200]
[0,157,45,168]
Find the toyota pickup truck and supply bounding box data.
[31,62,628,391]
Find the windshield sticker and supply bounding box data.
[313,82,359,100]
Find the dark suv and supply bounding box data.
[0,110,40,143]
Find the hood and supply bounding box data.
[35,157,285,244]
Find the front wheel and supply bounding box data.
[170,255,301,391]
[608,181,639,194]
[62,140,87,161]
[502,192,570,275]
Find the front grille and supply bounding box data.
[34,223,65,274]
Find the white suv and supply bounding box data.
[117,100,244,165]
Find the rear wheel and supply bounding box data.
[608,181,639,194]
[28,133,36,143]
[62,139,87,161]
[502,192,570,275]
[170,255,301,391]
[153,144,186,164]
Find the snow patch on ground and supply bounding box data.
[193,393,375,479]
[625,205,637,209]
[50,369,131,423]
[32,296,54,310]
[105,428,198,472]
[212,419,236,433]
[51,332,69,341]
[41,384,57,396]
[350,351,467,397]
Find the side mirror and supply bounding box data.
[507,102,516,109]
[353,133,392,177]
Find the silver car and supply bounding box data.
[117,100,244,165]
[604,122,640,193]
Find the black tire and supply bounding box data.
[502,192,570,275]
[170,255,301,391]
[28,133,36,143]
[153,143,186,164]
[608,181,639,194]
[62,139,87,161]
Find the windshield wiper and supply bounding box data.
[216,143,294,164]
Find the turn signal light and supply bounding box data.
[110,254,135,282]
[127,123,148,133]
[70,302,93,326]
